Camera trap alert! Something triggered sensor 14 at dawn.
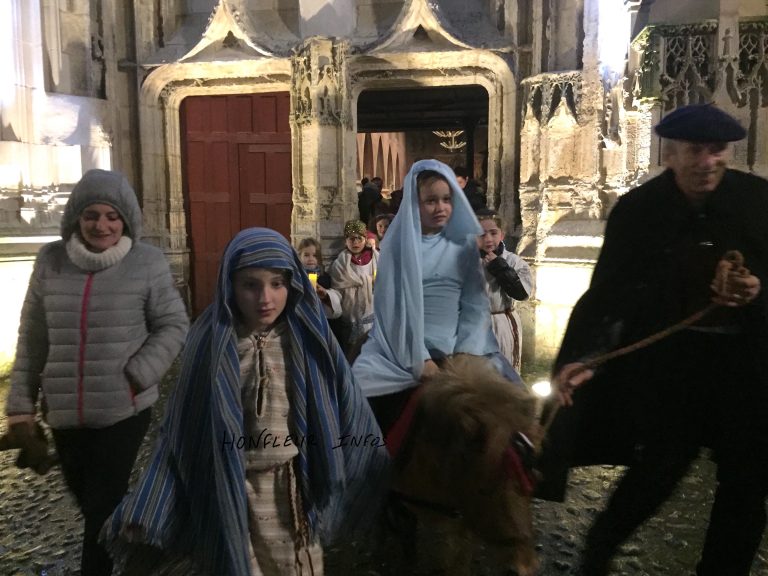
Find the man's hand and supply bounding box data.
[421,359,440,381]
[711,252,761,307]
[554,362,595,406]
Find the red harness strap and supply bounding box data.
[385,386,424,459]
[503,433,537,497]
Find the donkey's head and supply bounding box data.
[397,355,540,575]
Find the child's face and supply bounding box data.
[345,234,366,255]
[299,245,318,269]
[478,219,505,253]
[376,219,390,239]
[232,267,289,332]
[418,178,453,234]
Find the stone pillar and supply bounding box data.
[627,0,654,38]
[290,38,356,260]
[518,0,629,369]
[714,0,752,171]
[531,0,546,76]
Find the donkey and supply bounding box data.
[383,354,541,576]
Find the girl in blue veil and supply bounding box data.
[352,159,521,431]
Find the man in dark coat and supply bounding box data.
[453,166,486,211]
[537,104,768,576]
[358,176,382,224]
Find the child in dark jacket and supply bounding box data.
[476,209,533,372]
[297,237,342,319]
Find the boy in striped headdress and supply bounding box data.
[102,228,388,576]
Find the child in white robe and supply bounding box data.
[329,220,379,354]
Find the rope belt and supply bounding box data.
[492,307,521,370]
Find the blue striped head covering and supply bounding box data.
[104,228,389,575]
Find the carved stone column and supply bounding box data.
[290,38,355,258]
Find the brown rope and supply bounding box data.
[540,250,745,434]
[288,461,317,576]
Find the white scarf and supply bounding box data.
[329,250,378,323]
[66,234,133,272]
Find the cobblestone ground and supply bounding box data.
[2,374,768,576]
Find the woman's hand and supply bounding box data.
[125,371,143,396]
[0,419,54,475]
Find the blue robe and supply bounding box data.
[353,159,518,398]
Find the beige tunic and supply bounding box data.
[238,321,323,576]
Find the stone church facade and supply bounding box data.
[0,0,766,368]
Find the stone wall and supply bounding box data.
[2,0,767,372]
[519,0,768,366]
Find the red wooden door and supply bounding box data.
[181,93,292,315]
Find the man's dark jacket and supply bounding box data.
[536,168,768,501]
[358,182,382,224]
[463,179,486,211]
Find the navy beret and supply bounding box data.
[654,104,746,142]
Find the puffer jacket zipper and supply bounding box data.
[77,273,95,426]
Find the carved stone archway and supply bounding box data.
[133,0,521,290]
[347,49,519,227]
[137,59,293,282]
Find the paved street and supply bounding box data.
[2,375,768,576]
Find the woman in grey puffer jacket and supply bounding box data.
[3,169,189,576]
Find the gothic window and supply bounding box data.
[41,0,105,98]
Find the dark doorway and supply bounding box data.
[357,85,489,179]
[181,93,292,315]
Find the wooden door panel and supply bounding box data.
[267,148,292,193]
[268,203,293,242]
[230,95,254,133]
[209,96,229,132]
[184,97,208,132]
[248,194,292,203]
[182,92,292,316]
[187,142,233,202]
[188,191,234,313]
[238,144,292,232]
[255,94,279,133]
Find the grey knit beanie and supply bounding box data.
[60,169,142,241]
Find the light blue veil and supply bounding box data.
[352,159,490,395]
